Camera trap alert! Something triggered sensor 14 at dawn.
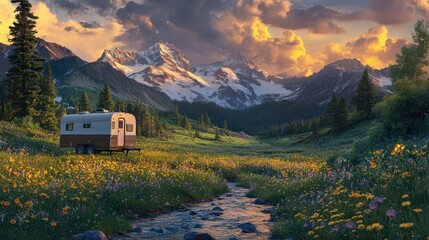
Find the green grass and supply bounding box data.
[2,119,428,240]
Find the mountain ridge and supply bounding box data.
[99,42,391,109]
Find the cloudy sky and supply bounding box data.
[0,0,426,76]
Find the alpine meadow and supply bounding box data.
[1,1,429,240]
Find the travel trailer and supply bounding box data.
[60,110,140,154]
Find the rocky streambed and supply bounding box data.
[112,183,274,240]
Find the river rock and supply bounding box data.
[253,198,267,205]
[212,207,223,212]
[150,228,165,234]
[73,230,107,240]
[189,210,197,215]
[132,226,142,232]
[237,222,258,233]
[194,223,203,228]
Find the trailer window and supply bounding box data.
[111,122,115,129]
[118,121,123,129]
[126,124,133,132]
[83,123,91,128]
[66,123,73,131]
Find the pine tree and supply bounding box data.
[37,65,58,131]
[79,91,91,112]
[198,114,206,132]
[173,105,181,126]
[125,100,134,113]
[0,100,13,122]
[326,93,338,131]
[73,99,80,114]
[56,105,66,123]
[352,69,376,120]
[337,97,348,132]
[223,120,229,136]
[115,99,125,112]
[203,112,211,128]
[390,20,429,82]
[183,115,192,130]
[6,0,44,118]
[98,83,114,111]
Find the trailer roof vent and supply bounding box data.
[78,111,90,114]
[95,108,109,113]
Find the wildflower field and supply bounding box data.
[245,140,429,239]
[1,121,429,239]
[0,122,322,239]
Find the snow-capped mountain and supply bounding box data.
[98,42,295,109]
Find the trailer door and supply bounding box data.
[118,118,125,147]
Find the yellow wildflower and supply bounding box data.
[399,223,414,228]
[412,208,423,213]
[401,201,411,207]
[51,221,57,227]
[9,219,16,225]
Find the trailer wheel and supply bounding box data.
[75,144,86,154]
[86,145,97,155]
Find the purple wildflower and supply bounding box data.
[331,226,340,232]
[320,221,327,227]
[344,221,357,230]
[374,196,383,203]
[369,202,378,210]
[303,223,309,227]
[386,208,397,218]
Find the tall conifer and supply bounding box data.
[352,69,376,119]
[98,83,114,111]
[6,0,44,118]
[37,65,58,131]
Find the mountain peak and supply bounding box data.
[35,38,76,60]
[326,58,365,72]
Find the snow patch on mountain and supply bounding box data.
[99,42,295,109]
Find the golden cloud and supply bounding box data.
[319,25,408,69]
[251,18,272,42]
[0,0,15,43]
[1,2,125,61]
[33,3,125,61]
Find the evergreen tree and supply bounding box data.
[198,114,206,132]
[98,83,114,111]
[115,99,125,112]
[223,120,229,136]
[73,99,80,114]
[390,20,429,82]
[326,93,338,131]
[6,0,44,118]
[183,115,192,130]
[56,105,66,123]
[0,100,13,122]
[125,100,134,113]
[203,112,212,128]
[337,97,348,132]
[79,91,91,112]
[173,105,181,126]
[352,69,376,120]
[37,65,58,131]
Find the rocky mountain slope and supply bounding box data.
[280,58,391,105]
[0,39,172,110]
[99,43,391,109]
[98,42,296,109]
